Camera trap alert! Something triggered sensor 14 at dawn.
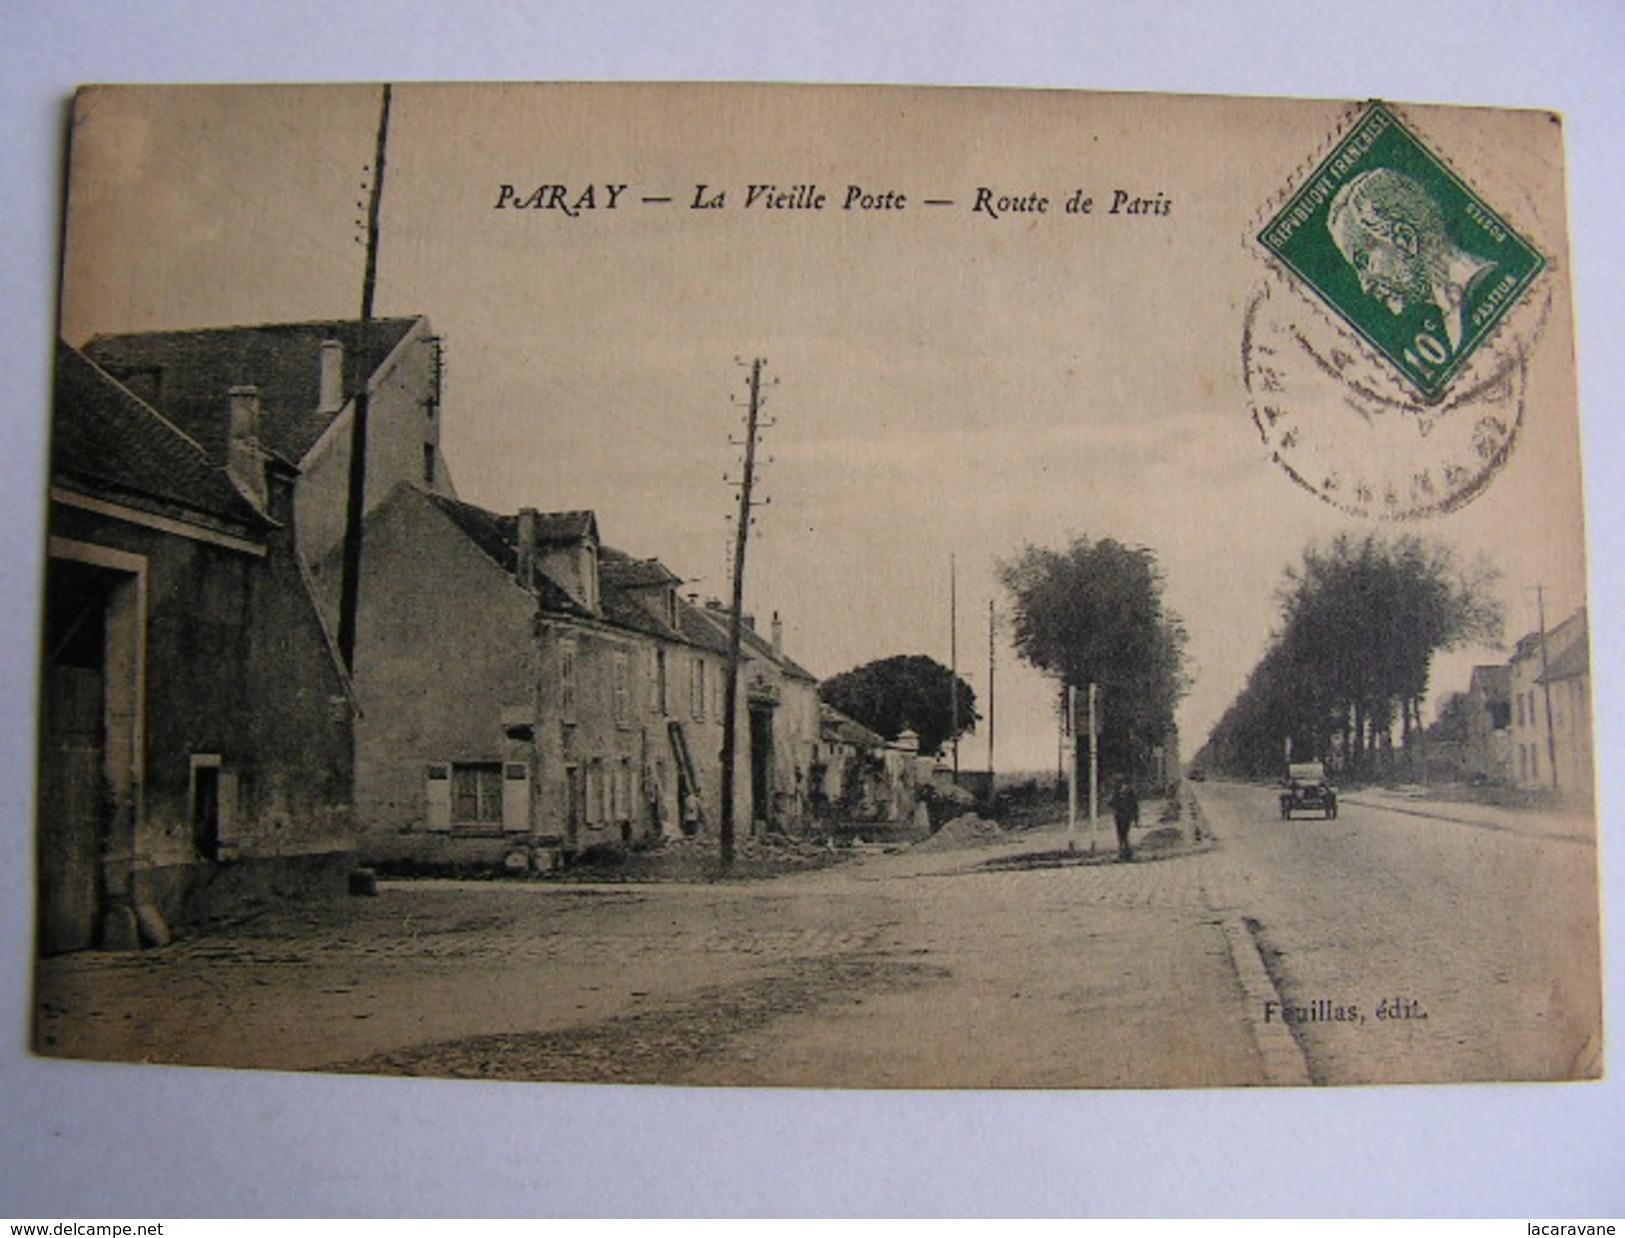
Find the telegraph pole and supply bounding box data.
[986,599,996,783]
[950,554,960,781]
[1066,684,1078,852]
[1088,682,1100,830]
[1536,585,1559,792]
[719,358,769,871]
[337,82,392,672]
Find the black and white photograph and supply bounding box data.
[33,83,1600,1090]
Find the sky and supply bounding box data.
[58,83,1590,773]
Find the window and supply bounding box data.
[612,758,633,821]
[452,763,504,827]
[651,647,668,716]
[560,641,577,722]
[1516,693,1526,728]
[423,441,437,486]
[691,657,707,721]
[565,765,583,834]
[584,758,619,826]
[613,650,630,724]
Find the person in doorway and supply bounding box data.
[1109,778,1140,862]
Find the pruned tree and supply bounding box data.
[998,537,1189,783]
[1202,533,1503,778]
[819,654,978,757]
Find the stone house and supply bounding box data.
[810,706,924,826]
[683,600,823,836]
[40,342,355,954]
[334,484,821,868]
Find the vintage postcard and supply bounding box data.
[36,83,1599,1088]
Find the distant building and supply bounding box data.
[1463,663,1513,783]
[40,342,355,953]
[1508,607,1592,802]
[329,484,822,868]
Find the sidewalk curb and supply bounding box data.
[1338,794,1594,845]
[1215,912,1313,1087]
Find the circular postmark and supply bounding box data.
[1242,276,1547,521]
[1246,102,1553,520]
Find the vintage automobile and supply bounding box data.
[1279,762,1338,819]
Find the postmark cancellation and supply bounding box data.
[1247,102,1554,520]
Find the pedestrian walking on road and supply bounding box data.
[1110,778,1139,862]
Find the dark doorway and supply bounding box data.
[38,559,115,954]
[191,764,221,860]
[749,704,774,833]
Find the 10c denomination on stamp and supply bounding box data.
[1258,102,1545,404]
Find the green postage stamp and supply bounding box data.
[1258,103,1545,402]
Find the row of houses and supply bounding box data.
[39,315,910,954]
[1429,606,1592,803]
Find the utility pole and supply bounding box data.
[949,554,959,782]
[1066,684,1078,853]
[336,82,392,673]
[1536,584,1559,793]
[986,599,996,783]
[1088,682,1100,830]
[719,358,769,871]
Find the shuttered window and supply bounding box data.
[452,763,504,826]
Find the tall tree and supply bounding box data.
[998,537,1189,782]
[1203,533,1503,777]
[819,654,978,757]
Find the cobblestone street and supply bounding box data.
[36,814,1273,1088]
[35,784,1599,1089]
[1195,781,1603,1085]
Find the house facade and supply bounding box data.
[1508,608,1592,802]
[810,706,923,828]
[41,343,355,954]
[340,484,821,868]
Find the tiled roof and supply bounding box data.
[423,492,690,641]
[535,511,597,543]
[1539,619,1590,683]
[52,340,267,528]
[1468,664,1511,700]
[415,490,813,671]
[684,602,818,681]
[82,317,420,465]
[601,585,683,642]
[601,549,683,589]
[820,704,885,748]
[421,491,588,617]
[1512,608,1588,671]
[674,598,733,656]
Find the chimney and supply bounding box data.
[227,386,268,512]
[516,508,538,590]
[319,339,345,414]
[771,611,783,656]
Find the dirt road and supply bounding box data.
[36,815,1274,1088]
